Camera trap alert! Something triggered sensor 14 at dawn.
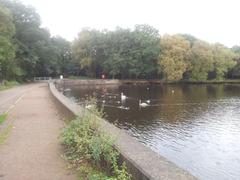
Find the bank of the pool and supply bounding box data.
[57,78,240,87]
[49,82,196,180]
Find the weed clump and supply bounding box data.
[61,102,131,180]
[0,114,7,124]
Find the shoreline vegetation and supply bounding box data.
[61,99,131,180]
[0,81,19,91]
[66,76,240,84]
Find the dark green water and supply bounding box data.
[63,84,240,180]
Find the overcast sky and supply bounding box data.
[21,0,240,47]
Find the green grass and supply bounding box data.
[0,80,20,91]
[0,85,8,91]
[76,161,115,180]
[67,75,94,80]
[0,114,7,124]
[0,124,13,145]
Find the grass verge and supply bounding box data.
[67,76,94,80]
[0,114,7,124]
[0,124,13,145]
[176,79,240,84]
[61,101,131,180]
[0,81,19,91]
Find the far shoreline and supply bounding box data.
[60,77,240,86]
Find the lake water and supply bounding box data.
[62,83,240,180]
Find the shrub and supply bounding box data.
[0,80,19,91]
[0,113,7,124]
[61,103,131,180]
[4,80,19,86]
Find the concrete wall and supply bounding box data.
[49,82,196,180]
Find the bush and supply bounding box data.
[0,80,19,90]
[61,103,131,180]
[4,80,19,86]
[0,113,7,124]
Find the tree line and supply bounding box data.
[1,0,240,82]
[73,27,240,81]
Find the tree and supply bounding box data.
[1,0,40,78]
[212,44,236,80]
[51,36,72,75]
[73,25,160,79]
[1,0,71,78]
[131,24,160,79]
[179,34,198,47]
[229,46,240,78]
[103,25,160,79]
[1,0,239,82]
[102,27,134,78]
[72,29,106,78]
[189,40,214,81]
[158,35,191,81]
[0,4,16,80]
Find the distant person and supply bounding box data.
[101,74,106,79]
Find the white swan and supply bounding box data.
[63,88,71,92]
[139,100,148,108]
[146,99,151,104]
[119,106,130,110]
[85,104,93,109]
[121,92,127,101]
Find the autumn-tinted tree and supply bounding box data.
[158,35,191,81]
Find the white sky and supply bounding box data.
[21,0,240,47]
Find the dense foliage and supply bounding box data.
[158,35,191,81]
[0,4,15,80]
[72,25,160,79]
[0,0,72,81]
[1,0,240,81]
[73,30,239,81]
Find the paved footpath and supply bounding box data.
[0,84,36,115]
[0,83,76,180]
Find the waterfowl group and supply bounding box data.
[84,91,154,110]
